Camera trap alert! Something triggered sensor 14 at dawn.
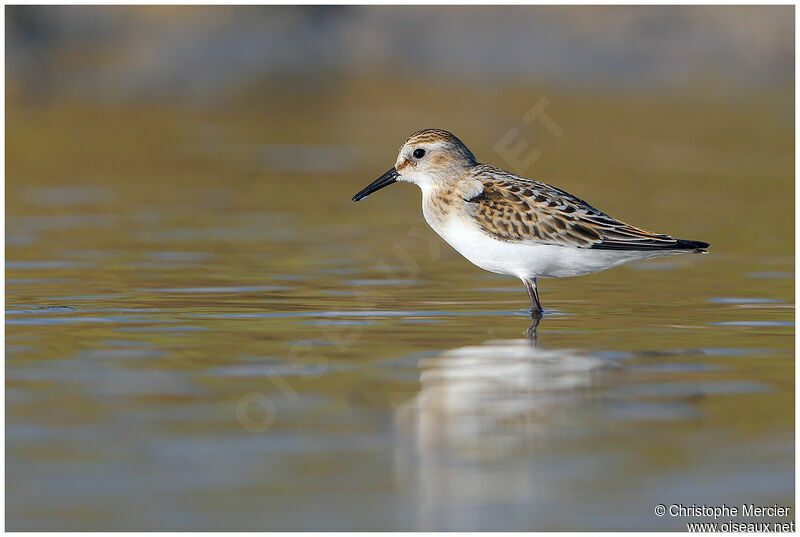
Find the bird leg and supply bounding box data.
[522,278,543,342]
[523,277,543,317]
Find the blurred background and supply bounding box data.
[6,5,794,100]
[6,5,794,531]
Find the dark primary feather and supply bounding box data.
[464,164,710,252]
[591,238,710,251]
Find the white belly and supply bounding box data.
[428,216,674,279]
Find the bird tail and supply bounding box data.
[674,239,710,252]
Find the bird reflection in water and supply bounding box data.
[525,310,542,342]
[394,318,609,529]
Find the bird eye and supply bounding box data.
[413,148,426,159]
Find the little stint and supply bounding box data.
[353,129,710,319]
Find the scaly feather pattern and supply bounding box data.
[464,164,708,251]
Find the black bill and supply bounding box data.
[352,167,399,202]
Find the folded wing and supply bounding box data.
[464,165,709,251]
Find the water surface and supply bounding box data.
[6,86,794,530]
